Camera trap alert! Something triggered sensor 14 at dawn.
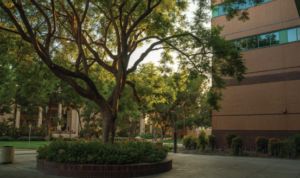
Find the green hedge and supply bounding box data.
[231,136,243,155]
[225,133,237,148]
[37,140,168,165]
[16,136,45,141]
[255,136,269,153]
[0,136,13,141]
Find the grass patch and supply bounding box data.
[0,141,53,149]
[160,139,182,143]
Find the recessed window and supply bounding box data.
[247,36,258,50]
[218,4,226,16]
[287,28,297,42]
[297,28,300,41]
[270,32,280,45]
[236,38,247,51]
[259,34,271,48]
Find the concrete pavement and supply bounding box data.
[1,150,300,178]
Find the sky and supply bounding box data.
[128,1,211,72]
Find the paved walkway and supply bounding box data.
[1,150,300,178]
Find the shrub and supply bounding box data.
[37,140,168,164]
[183,135,192,148]
[255,136,269,152]
[231,136,243,155]
[116,129,128,137]
[198,130,207,151]
[225,133,237,148]
[268,138,283,156]
[0,136,13,141]
[282,138,292,154]
[208,134,215,150]
[140,133,153,139]
[293,133,300,154]
[17,136,45,141]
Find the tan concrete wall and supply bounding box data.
[212,0,300,40]
[212,80,300,131]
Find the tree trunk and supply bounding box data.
[155,125,159,141]
[161,126,166,140]
[101,106,113,143]
[46,100,53,139]
[130,120,136,140]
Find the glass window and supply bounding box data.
[259,34,271,47]
[236,38,247,51]
[270,32,279,45]
[212,6,219,18]
[246,0,253,8]
[247,36,258,50]
[287,28,297,42]
[235,2,245,10]
[297,28,300,41]
[218,4,226,16]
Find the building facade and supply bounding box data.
[212,0,300,148]
[1,104,81,138]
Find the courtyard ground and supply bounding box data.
[1,149,300,178]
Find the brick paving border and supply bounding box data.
[36,158,172,178]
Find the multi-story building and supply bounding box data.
[212,0,300,148]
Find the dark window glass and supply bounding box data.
[270,32,279,45]
[218,4,226,16]
[259,34,271,47]
[247,36,258,50]
[236,38,247,51]
[287,28,297,42]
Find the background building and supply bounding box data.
[212,0,300,148]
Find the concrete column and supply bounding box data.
[150,121,153,134]
[57,104,62,130]
[38,107,43,127]
[15,105,20,128]
[75,110,79,136]
[140,118,145,134]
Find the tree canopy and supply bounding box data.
[0,0,252,143]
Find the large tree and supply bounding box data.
[0,0,251,143]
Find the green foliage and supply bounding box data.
[208,134,215,150]
[37,140,168,165]
[255,136,269,153]
[268,138,282,156]
[198,130,207,151]
[0,136,13,141]
[0,119,11,136]
[282,138,292,154]
[182,135,192,147]
[116,129,128,137]
[293,133,300,154]
[225,133,237,148]
[231,136,243,155]
[16,136,45,141]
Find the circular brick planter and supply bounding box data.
[36,158,172,178]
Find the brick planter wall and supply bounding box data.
[36,158,172,178]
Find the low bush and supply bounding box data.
[116,129,128,137]
[0,136,13,141]
[268,138,282,156]
[293,133,300,154]
[225,133,237,148]
[37,140,168,164]
[198,130,207,151]
[16,136,45,141]
[183,135,193,148]
[140,133,153,139]
[282,138,292,154]
[231,136,243,155]
[208,134,215,150]
[255,136,269,152]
